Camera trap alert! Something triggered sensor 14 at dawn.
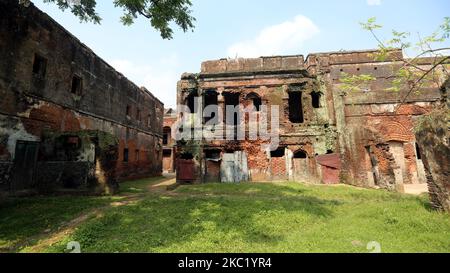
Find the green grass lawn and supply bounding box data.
[0,195,115,251]
[1,180,449,253]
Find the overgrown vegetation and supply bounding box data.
[340,17,450,103]
[3,180,447,253]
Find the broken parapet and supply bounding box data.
[201,55,305,75]
[200,49,404,76]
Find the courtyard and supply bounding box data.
[1,177,449,253]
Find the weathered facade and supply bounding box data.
[175,49,444,191]
[0,1,164,196]
[163,108,177,173]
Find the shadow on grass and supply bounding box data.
[415,194,436,212]
[53,183,342,253]
[0,196,112,251]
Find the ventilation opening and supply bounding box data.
[327,150,334,154]
[289,92,304,123]
[71,75,82,95]
[224,92,240,126]
[204,90,219,123]
[32,54,47,78]
[415,143,422,160]
[311,91,321,108]
[180,153,194,160]
[294,150,307,159]
[271,148,285,158]
[123,148,129,163]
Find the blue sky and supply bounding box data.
[32,0,450,108]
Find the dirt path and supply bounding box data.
[14,176,177,253]
[404,184,429,195]
[148,178,177,193]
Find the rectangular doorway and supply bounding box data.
[11,141,40,192]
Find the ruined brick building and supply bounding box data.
[176,49,445,191]
[163,108,177,173]
[0,1,164,196]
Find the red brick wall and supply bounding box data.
[271,157,286,177]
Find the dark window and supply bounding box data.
[163,149,172,157]
[32,54,47,78]
[205,149,221,160]
[224,92,240,126]
[203,90,219,123]
[126,105,131,117]
[289,92,304,123]
[187,96,195,113]
[71,75,82,95]
[163,127,171,145]
[123,148,129,163]
[247,93,262,111]
[311,92,321,108]
[186,90,199,113]
[327,150,334,154]
[180,153,194,160]
[136,109,141,121]
[416,143,422,160]
[294,150,307,159]
[271,148,285,158]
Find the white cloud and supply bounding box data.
[227,15,320,58]
[367,0,382,6]
[110,55,180,108]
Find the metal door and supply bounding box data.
[177,159,195,182]
[220,152,249,183]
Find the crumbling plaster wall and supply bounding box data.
[323,50,442,190]
[176,49,443,188]
[0,0,163,194]
[176,56,338,183]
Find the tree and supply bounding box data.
[37,0,196,39]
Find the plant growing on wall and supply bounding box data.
[340,17,450,105]
[342,17,450,212]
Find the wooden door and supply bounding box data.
[11,141,39,191]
